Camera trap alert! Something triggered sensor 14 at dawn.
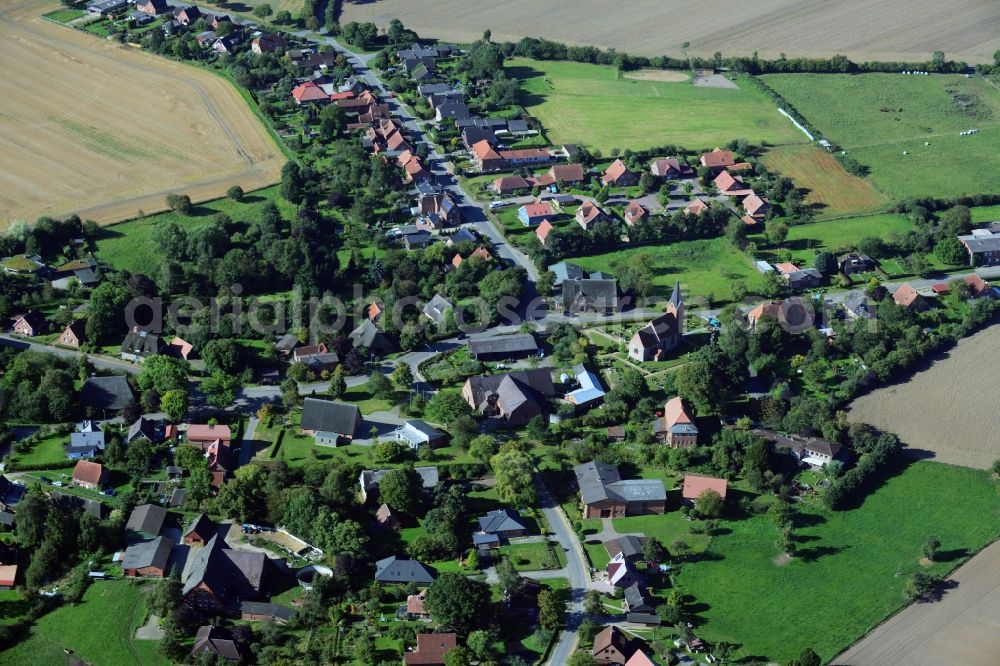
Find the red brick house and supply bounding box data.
[71,460,105,490]
[699,147,736,173]
[11,311,45,337]
[575,201,609,230]
[662,397,698,447]
[892,283,928,310]
[534,163,586,186]
[714,170,752,196]
[471,140,506,172]
[742,192,770,219]
[123,536,172,578]
[601,159,639,187]
[683,198,710,216]
[592,626,636,665]
[183,513,216,547]
[58,320,86,348]
[492,174,532,195]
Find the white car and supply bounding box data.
[489,201,508,209]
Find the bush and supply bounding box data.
[165,193,192,215]
[226,185,244,202]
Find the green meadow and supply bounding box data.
[509,58,806,152]
[763,73,1000,199]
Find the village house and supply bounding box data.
[492,174,532,195]
[601,159,639,187]
[629,282,684,362]
[376,503,402,531]
[67,427,106,460]
[182,534,267,614]
[173,5,201,25]
[135,0,168,15]
[476,508,528,542]
[965,274,994,299]
[461,369,554,426]
[422,293,454,328]
[291,80,332,105]
[80,375,134,415]
[699,147,736,173]
[404,632,458,665]
[71,460,106,490]
[838,252,877,275]
[300,398,362,444]
[122,536,172,578]
[462,126,496,149]
[561,276,619,315]
[958,228,1000,266]
[415,191,462,227]
[468,333,538,361]
[714,170,753,197]
[649,157,693,179]
[187,424,232,450]
[564,364,607,410]
[518,202,556,226]
[682,474,728,506]
[121,328,160,362]
[575,200,610,230]
[360,467,440,504]
[683,197,710,216]
[127,504,167,540]
[536,219,555,245]
[534,163,587,187]
[395,420,448,449]
[775,262,822,290]
[574,461,666,518]
[167,336,195,361]
[742,192,771,219]
[240,601,294,625]
[50,256,101,289]
[625,648,658,666]
[658,397,699,447]
[191,625,242,662]
[292,342,339,373]
[892,283,928,310]
[471,140,506,172]
[184,513,216,547]
[349,318,395,356]
[375,556,438,585]
[607,551,640,589]
[623,200,648,226]
[251,32,287,54]
[11,310,45,337]
[592,626,638,665]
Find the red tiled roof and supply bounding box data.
[472,140,502,162]
[522,202,554,218]
[404,633,458,665]
[892,283,920,307]
[329,91,355,101]
[625,650,657,666]
[624,200,647,224]
[0,565,16,587]
[493,175,531,192]
[664,396,693,428]
[72,460,104,486]
[536,219,554,243]
[743,193,769,216]
[291,81,328,103]
[775,262,800,275]
[700,147,735,168]
[187,424,232,442]
[964,274,990,296]
[682,474,728,500]
[602,159,633,185]
[684,198,709,215]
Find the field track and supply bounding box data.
[833,537,1000,665]
[342,0,1000,64]
[848,326,1000,469]
[0,0,284,227]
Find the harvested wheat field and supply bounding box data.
[0,0,284,228]
[833,538,1000,666]
[343,0,1000,63]
[761,144,889,216]
[848,326,1000,469]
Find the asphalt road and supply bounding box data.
[0,334,140,374]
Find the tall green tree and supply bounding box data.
[424,573,492,635]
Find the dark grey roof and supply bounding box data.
[183,513,215,539]
[301,398,362,436]
[464,369,555,410]
[633,312,680,350]
[81,375,134,411]
[477,509,526,535]
[446,228,477,244]
[126,504,166,536]
[192,625,241,661]
[362,466,440,492]
[616,535,646,559]
[548,261,586,286]
[506,119,530,133]
[121,329,160,357]
[468,333,537,357]
[422,294,454,325]
[70,430,105,449]
[625,613,661,625]
[123,536,172,572]
[562,278,619,311]
[182,534,267,601]
[574,461,666,505]
[456,116,508,129]
[462,126,496,146]
[624,583,656,612]
[127,417,159,443]
[959,232,1000,253]
[844,291,873,319]
[50,491,104,519]
[240,601,294,622]
[0,476,25,509]
[0,511,13,526]
[417,83,452,95]
[374,556,438,584]
[436,102,471,120]
[669,280,682,309]
[349,319,389,349]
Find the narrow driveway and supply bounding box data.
[237,416,259,467]
[534,476,590,666]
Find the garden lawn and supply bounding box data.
[9,433,68,468]
[570,237,765,305]
[510,58,806,152]
[762,73,1000,199]
[674,461,1000,663]
[753,213,913,266]
[95,185,296,274]
[498,541,564,571]
[2,580,169,666]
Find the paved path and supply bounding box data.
[0,333,140,374]
[590,517,645,544]
[134,613,164,640]
[237,416,259,468]
[534,476,590,666]
[833,538,1000,666]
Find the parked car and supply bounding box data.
[102,488,116,496]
